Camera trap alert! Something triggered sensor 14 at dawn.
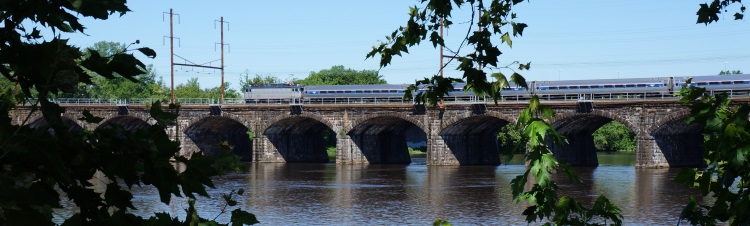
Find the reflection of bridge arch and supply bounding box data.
[347,115,425,164]
[646,110,704,167]
[550,109,638,166]
[438,114,512,165]
[184,116,252,161]
[263,114,334,163]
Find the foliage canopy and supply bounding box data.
[0,1,255,225]
[295,65,386,85]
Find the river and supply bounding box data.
[61,153,701,225]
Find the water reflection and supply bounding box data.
[55,154,703,225]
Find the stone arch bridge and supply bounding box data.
[9,100,734,168]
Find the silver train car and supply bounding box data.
[673,74,750,94]
[243,84,303,103]
[242,74,750,104]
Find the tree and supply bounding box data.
[295,65,386,85]
[238,70,283,87]
[593,121,636,152]
[0,1,255,225]
[371,1,623,225]
[675,2,748,225]
[371,1,744,225]
[719,70,743,75]
[73,41,169,99]
[174,78,239,99]
[497,124,524,154]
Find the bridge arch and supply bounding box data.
[646,109,704,167]
[263,114,336,163]
[263,112,337,134]
[97,116,151,131]
[347,113,428,164]
[645,109,691,136]
[184,116,252,161]
[28,116,84,135]
[438,111,515,132]
[347,112,427,134]
[550,109,638,166]
[437,113,513,165]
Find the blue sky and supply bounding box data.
[59,1,749,90]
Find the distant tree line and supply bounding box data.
[719,70,743,75]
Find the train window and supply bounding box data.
[344,90,352,94]
[548,87,557,90]
[337,91,344,94]
[721,81,732,85]
[615,85,624,88]
[580,86,589,89]
[364,90,372,93]
[697,82,707,86]
[709,82,719,85]
[381,90,388,93]
[636,84,646,87]
[604,85,614,88]
[373,90,381,93]
[356,90,363,93]
[397,90,404,93]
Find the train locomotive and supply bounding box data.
[243,74,750,104]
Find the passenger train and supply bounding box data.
[242,74,750,103]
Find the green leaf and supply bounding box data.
[510,72,528,90]
[77,110,103,123]
[136,47,157,58]
[433,218,452,226]
[501,32,513,48]
[231,209,260,226]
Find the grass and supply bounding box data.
[408,146,427,155]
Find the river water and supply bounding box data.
[66,153,700,225]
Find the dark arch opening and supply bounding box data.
[265,116,333,163]
[440,116,509,165]
[552,115,637,167]
[651,118,704,167]
[185,117,252,161]
[29,116,83,136]
[348,116,425,164]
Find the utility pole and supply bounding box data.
[215,17,229,104]
[221,17,225,104]
[164,9,227,105]
[439,18,444,77]
[168,9,176,104]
